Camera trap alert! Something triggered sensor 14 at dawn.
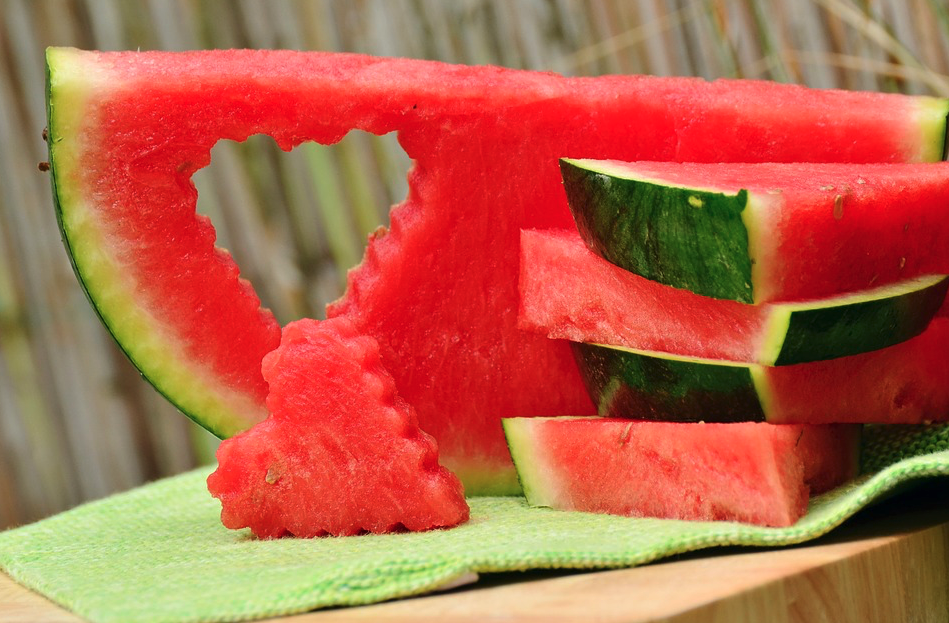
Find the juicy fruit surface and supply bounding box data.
[764,317,949,424]
[520,229,948,363]
[562,159,949,304]
[48,48,947,493]
[519,228,762,361]
[574,318,949,424]
[207,317,469,538]
[504,417,860,527]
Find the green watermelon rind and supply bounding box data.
[919,96,949,162]
[502,416,564,507]
[561,159,756,303]
[45,48,268,439]
[758,273,949,365]
[573,342,768,423]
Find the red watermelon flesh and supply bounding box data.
[206,317,469,538]
[764,318,949,424]
[520,227,947,361]
[518,228,763,361]
[503,417,861,527]
[47,48,949,494]
[520,228,949,424]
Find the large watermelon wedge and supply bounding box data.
[519,229,948,363]
[503,417,861,527]
[562,159,949,303]
[45,48,949,494]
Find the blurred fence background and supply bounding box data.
[2,0,949,530]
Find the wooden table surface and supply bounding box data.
[4,482,949,623]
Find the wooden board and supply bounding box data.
[4,482,949,623]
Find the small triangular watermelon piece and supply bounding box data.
[207,317,469,538]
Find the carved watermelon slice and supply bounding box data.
[503,417,861,527]
[45,48,949,494]
[562,159,949,304]
[206,317,468,538]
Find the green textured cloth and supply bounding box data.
[3,423,949,623]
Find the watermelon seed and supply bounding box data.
[41,127,48,142]
[37,161,49,172]
[833,194,844,220]
[265,465,283,485]
[820,185,835,191]
[619,422,633,447]
[899,257,906,269]
[856,177,866,184]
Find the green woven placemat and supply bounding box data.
[3,423,949,623]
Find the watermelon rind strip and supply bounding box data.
[915,96,949,162]
[758,273,949,365]
[561,158,756,304]
[501,418,544,505]
[574,343,767,423]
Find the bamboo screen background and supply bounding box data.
[1,0,947,529]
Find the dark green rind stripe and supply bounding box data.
[572,342,766,423]
[775,275,949,365]
[941,103,949,161]
[561,158,755,303]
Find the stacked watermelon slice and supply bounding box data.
[511,160,949,526]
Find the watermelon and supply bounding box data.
[562,159,949,304]
[503,417,861,527]
[45,48,949,494]
[206,317,469,538]
[519,229,947,364]
[574,318,949,424]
